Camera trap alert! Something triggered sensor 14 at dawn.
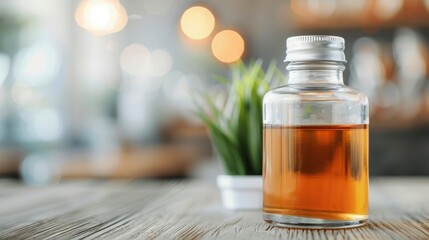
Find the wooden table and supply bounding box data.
[0,178,428,239]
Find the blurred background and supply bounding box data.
[0,0,429,184]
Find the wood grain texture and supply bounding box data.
[0,178,429,239]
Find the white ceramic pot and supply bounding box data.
[216,175,263,210]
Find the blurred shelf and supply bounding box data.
[370,115,429,130]
[293,16,429,31]
[291,0,429,31]
[61,144,203,179]
[370,118,429,130]
[61,120,212,179]
[0,148,24,175]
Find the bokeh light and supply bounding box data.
[374,0,403,19]
[306,0,336,17]
[120,45,173,79]
[149,49,173,78]
[291,0,337,17]
[13,43,60,87]
[290,0,306,16]
[120,44,152,76]
[180,6,215,40]
[30,108,63,142]
[16,108,63,142]
[11,83,43,106]
[20,154,55,186]
[75,0,128,36]
[425,0,429,11]
[211,30,245,63]
[162,71,184,99]
[335,0,367,15]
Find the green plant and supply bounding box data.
[195,60,285,175]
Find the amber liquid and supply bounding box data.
[263,124,368,221]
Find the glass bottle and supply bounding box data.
[263,36,369,229]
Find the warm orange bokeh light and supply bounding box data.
[180,6,215,40]
[75,0,128,36]
[211,30,245,63]
[374,0,403,19]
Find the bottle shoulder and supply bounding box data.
[264,84,368,105]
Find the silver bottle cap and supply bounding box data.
[285,35,346,62]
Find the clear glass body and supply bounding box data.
[262,61,369,229]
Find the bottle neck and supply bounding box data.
[286,61,345,85]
